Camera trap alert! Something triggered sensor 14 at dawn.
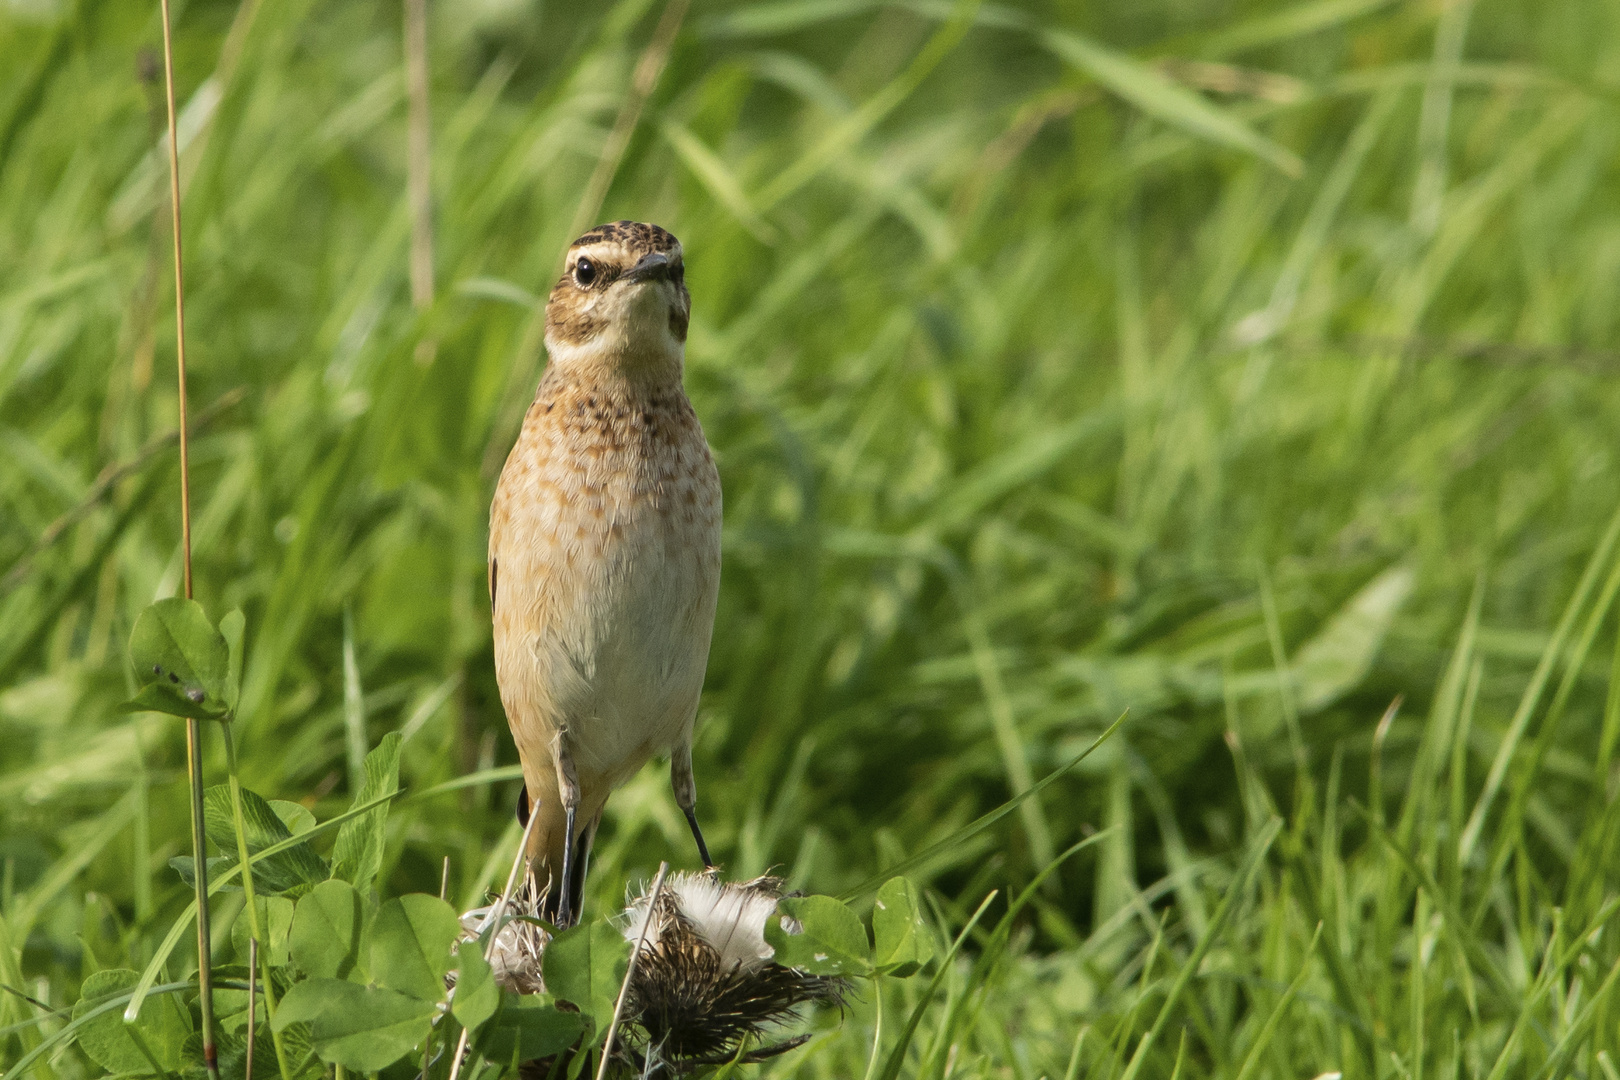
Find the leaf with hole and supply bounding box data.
[121,598,231,719]
[767,895,871,976]
[872,877,932,976]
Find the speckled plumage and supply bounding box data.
[489,223,720,920]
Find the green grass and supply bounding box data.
[6,0,1620,1075]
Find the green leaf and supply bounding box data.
[270,799,316,836]
[118,682,226,721]
[329,731,402,894]
[452,941,498,1031]
[1292,565,1414,713]
[472,993,585,1065]
[871,877,932,977]
[219,607,245,710]
[766,895,871,976]
[196,1025,285,1080]
[1039,29,1302,176]
[169,855,233,889]
[542,919,631,1030]
[124,598,231,719]
[202,784,330,896]
[367,893,459,1002]
[71,969,191,1073]
[232,895,295,966]
[273,977,434,1073]
[291,879,368,982]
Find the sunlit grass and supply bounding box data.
[6,0,1620,1075]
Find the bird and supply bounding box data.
[489,221,722,927]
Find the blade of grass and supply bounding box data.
[1198,0,1401,57]
[1460,500,1620,863]
[753,0,980,211]
[1039,28,1302,176]
[342,607,367,797]
[566,0,690,242]
[874,890,999,1080]
[1409,0,1475,236]
[1233,923,1323,1080]
[9,786,140,944]
[1361,806,1514,1006]
[1118,816,1281,1080]
[1475,543,1620,920]
[837,711,1125,901]
[4,982,203,1080]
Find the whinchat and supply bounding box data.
[489,221,721,925]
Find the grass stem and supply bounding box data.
[596,862,667,1080]
[156,0,212,1074]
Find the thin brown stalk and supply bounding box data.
[405,0,434,310]
[597,862,667,1080]
[157,1,216,1076]
[159,9,194,603]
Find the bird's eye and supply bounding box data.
[574,257,597,287]
[671,261,684,286]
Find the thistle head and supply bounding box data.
[544,221,690,374]
[619,873,845,1066]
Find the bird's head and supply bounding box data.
[543,221,690,377]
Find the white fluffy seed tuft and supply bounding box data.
[622,871,780,972]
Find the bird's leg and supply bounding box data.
[671,739,714,869]
[566,811,601,923]
[554,742,581,926]
[557,802,577,925]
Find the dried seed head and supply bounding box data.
[622,871,780,973]
[618,873,844,1065]
[459,875,551,996]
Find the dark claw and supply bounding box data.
[557,802,578,927]
[683,806,714,869]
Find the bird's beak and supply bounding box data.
[624,251,672,284]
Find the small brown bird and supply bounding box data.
[489,221,722,925]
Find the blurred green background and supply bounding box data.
[6,0,1620,1075]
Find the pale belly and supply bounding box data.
[540,513,718,780]
[489,387,722,792]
